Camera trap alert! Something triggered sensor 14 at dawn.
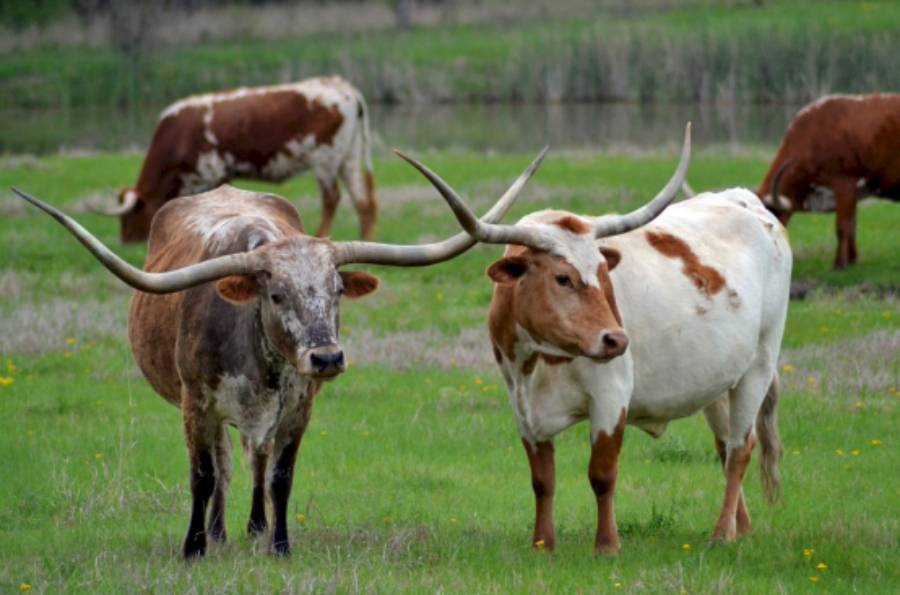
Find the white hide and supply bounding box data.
[497,189,791,448]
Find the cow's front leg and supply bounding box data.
[268,398,314,555]
[522,439,556,551]
[182,401,220,559]
[588,407,627,555]
[207,425,232,543]
[243,435,269,537]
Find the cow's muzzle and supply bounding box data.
[586,330,629,362]
[298,345,346,379]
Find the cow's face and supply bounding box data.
[118,189,153,244]
[215,239,378,380]
[488,243,627,361]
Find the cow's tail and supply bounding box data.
[756,372,783,504]
[352,86,377,238]
[353,88,374,175]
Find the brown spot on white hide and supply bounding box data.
[645,230,726,298]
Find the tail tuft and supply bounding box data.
[757,373,783,504]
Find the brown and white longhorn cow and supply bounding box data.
[402,125,792,553]
[12,148,544,558]
[99,76,378,243]
[757,93,900,269]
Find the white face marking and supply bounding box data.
[515,210,603,288]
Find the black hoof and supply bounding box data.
[183,534,207,560]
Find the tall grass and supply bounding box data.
[2,1,898,109]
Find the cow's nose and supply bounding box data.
[310,350,345,375]
[601,330,629,357]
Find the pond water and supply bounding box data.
[0,102,803,156]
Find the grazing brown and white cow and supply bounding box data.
[99,76,379,243]
[757,93,900,269]
[12,149,544,558]
[402,125,792,553]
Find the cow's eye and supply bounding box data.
[270,293,284,305]
[555,275,573,288]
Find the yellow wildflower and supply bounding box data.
[682,543,691,550]
[295,513,306,522]
[806,376,817,386]
[855,401,863,409]
[95,453,103,460]
[835,449,844,456]
[0,376,14,386]
[449,517,458,523]
[534,539,545,548]
[803,548,814,558]
[792,449,801,456]
[809,576,819,583]
[474,376,483,385]
[851,449,861,456]
[782,364,795,374]
[20,584,32,592]
[888,385,897,394]
[319,431,328,437]
[613,581,622,589]
[816,562,828,570]
[66,337,77,345]
[871,439,882,446]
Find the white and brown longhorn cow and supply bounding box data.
[12,148,544,558]
[402,125,792,553]
[98,76,379,243]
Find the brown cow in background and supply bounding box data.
[757,93,900,269]
[99,76,378,243]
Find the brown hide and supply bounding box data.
[488,246,623,363]
[757,93,900,268]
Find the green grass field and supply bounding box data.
[0,149,898,592]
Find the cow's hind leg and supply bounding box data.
[314,175,341,238]
[711,364,773,543]
[703,397,752,537]
[588,407,627,555]
[244,435,270,537]
[522,439,556,551]
[339,158,377,240]
[182,399,219,559]
[207,425,232,543]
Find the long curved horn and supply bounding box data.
[592,122,691,238]
[768,159,793,211]
[333,147,549,266]
[12,188,262,294]
[388,148,556,252]
[89,189,138,216]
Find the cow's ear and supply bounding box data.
[340,271,379,298]
[487,256,529,284]
[216,275,260,304]
[600,247,621,271]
